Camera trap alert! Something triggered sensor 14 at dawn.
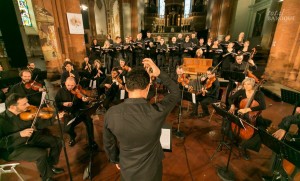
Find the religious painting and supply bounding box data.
[33,4,59,61]
[66,13,84,34]
[252,8,267,37]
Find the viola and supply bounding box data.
[178,74,189,87]
[20,105,54,121]
[25,80,43,91]
[122,65,131,72]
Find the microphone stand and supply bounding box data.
[174,87,185,139]
[49,99,73,181]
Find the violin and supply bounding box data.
[70,85,93,100]
[121,65,131,72]
[178,74,190,87]
[25,80,43,91]
[20,105,54,121]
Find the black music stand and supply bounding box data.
[210,103,245,181]
[280,88,300,114]
[173,87,185,139]
[258,128,300,180]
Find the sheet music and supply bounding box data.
[160,128,171,150]
[0,103,5,112]
[192,93,196,104]
[120,90,125,100]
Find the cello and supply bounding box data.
[231,80,264,140]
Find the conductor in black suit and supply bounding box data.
[103,58,180,181]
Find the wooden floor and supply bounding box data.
[1,87,297,181]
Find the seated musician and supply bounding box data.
[98,67,124,112]
[230,53,257,72]
[188,67,220,118]
[228,77,270,160]
[261,106,300,181]
[55,77,98,149]
[60,62,80,86]
[27,62,45,86]
[119,58,131,77]
[0,93,64,181]
[9,70,46,106]
[91,59,106,95]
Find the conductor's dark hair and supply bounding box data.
[5,93,26,108]
[126,67,150,91]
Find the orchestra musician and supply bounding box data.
[230,53,257,72]
[262,105,300,181]
[55,77,98,149]
[98,67,124,112]
[119,58,132,77]
[103,58,180,181]
[0,64,8,103]
[189,67,220,118]
[91,59,106,95]
[60,62,79,86]
[0,93,64,181]
[156,38,167,69]
[228,77,269,160]
[9,70,45,106]
[27,62,45,85]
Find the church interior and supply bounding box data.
[0,0,300,181]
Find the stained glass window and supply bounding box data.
[159,0,165,17]
[184,0,192,18]
[17,0,32,27]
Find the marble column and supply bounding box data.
[264,0,300,91]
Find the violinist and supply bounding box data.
[119,59,131,77]
[55,77,98,149]
[28,62,45,86]
[60,62,79,86]
[189,67,220,118]
[0,93,64,181]
[9,70,45,106]
[98,67,124,112]
[228,77,269,160]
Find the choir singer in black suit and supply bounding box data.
[103,58,180,181]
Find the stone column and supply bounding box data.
[208,0,222,38]
[264,0,300,91]
[217,0,234,39]
[131,0,138,38]
[88,0,97,37]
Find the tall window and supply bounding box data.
[17,0,32,27]
[184,0,192,18]
[159,0,165,17]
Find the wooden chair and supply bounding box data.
[0,162,24,181]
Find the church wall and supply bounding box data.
[122,2,132,37]
[94,0,107,36]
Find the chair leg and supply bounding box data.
[12,167,24,181]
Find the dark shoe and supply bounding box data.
[239,147,250,160]
[69,139,76,147]
[198,112,210,118]
[51,167,65,174]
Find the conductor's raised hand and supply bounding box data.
[142,58,160,77]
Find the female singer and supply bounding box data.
[89,39,101,61]
[210,39,223,67]
[228,77,270,160]
[195,48,204,58]
[239,40,253,61]
[102,40,113,74]
[221,42,236,71]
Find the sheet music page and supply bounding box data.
[192,93,196,104]
[120,90,125,100]
[160,128,171,150]
[0,103,5,112]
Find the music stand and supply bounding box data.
[280,88,300,114]
[210,103,245,181]
[258,128,300,179]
